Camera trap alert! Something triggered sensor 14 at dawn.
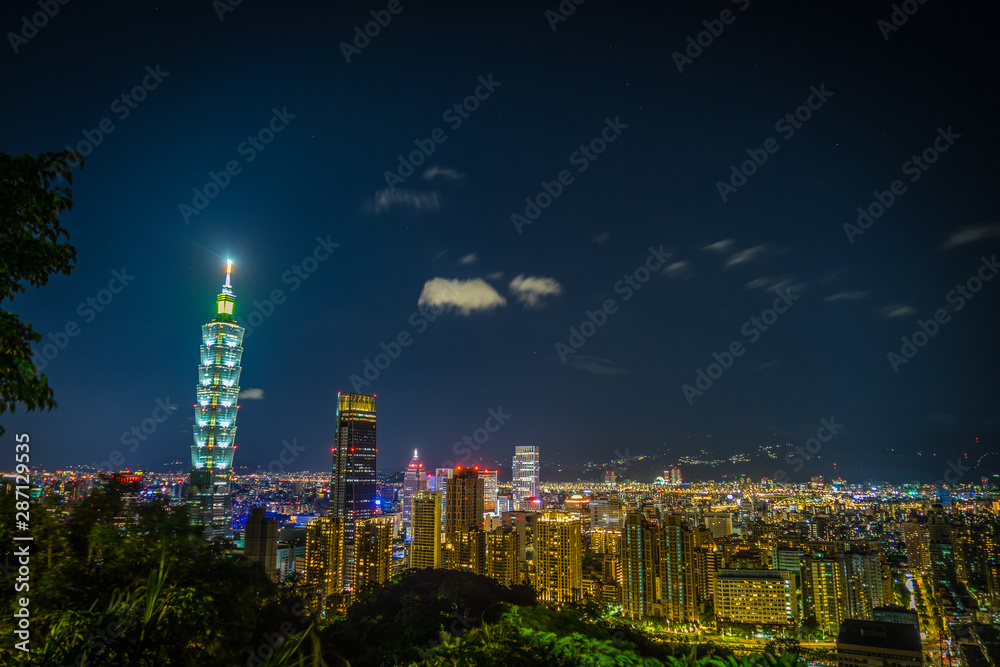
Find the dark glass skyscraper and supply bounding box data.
[330,392,377,584]
[190,261,243,541]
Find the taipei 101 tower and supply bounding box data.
[189,260,244,540]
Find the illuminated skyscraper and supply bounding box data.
[621,513,658,620]
[659,515,698,621]
[355,516,393,596]
[330,392,377,584]
[190,260,243,541]
[445,467,486,575]
[512,446,539,510]
[535,511,583,603]
[435,467,454,531]
[408,490,441,569]
[804,555,849,635]
[304,516,344,608]
[482,469,498,513]
[402,450,427,539]
[487,526,522,587]
[714,569,798,629]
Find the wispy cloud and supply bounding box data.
[239,388,264,400]
[418,278,506,315]
[819,268,849,285]
[509,275,563,308]
[825,290,871,302]
[593,232,610,244]
[486,272,504,280]
[943,223,1000,249]
[702,239,735,253]
[880,305,918,318]
[564,355,625,376]
[725,243,773,267]
[422,166,465,182]
[747,275,806,293]
[459,253,478,265]
[366,188,440,215]
[664,260,691,277]
[754,359,780,373]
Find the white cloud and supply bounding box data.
[565,355,625,376]
[880,305,918,318]
[825,291,871,302]
[418,278,506,315]
[459,253,478,265]
[593,232,610,244]
[664,261,690,277]
[239,388,264,400]
[702,239,735,253]
[422,166,464,182]
[486,272,504,280]
[725,243,773,267]
[366,188,440,215]
[943,223,1000,248]
[509,274,563,308]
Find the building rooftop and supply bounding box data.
[837,619,922,653]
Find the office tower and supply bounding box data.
[592,528,620,556]
[409,490,441,570]
[660,515,697,621]
[512,446,540,510]
[481,469,498,513]
[245,507,278,579]
[330,392,377,584]
[873,606,920,629]
[670,468,681,485]
[836,620,923,667]
[714,570,798,629]
[902,514,930,571]
[621,513,659,620]
[804,555,850,635]
[304,516,344,606]
[704,512,733,539]
[604,470,616,484]
[402,450,427,540]
[355,516,393,596]
[435,467,454,532]
[534,511,582,603]
[591,498,623,531]
[445,468,486,575]
[488,525,522,587]
[190,260,244,541]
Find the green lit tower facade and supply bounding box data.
[190,260,244,541]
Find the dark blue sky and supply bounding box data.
[3,1,998,480]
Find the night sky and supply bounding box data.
[3,1,998,480]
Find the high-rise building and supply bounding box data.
[513,446,540,510]
[704,512,733,539]
[354,516,393,596]
[714,569,798,629]
[409,490,441,570]
[535,511,583,603]
[804,555,850,635]
[659,515,698,621]
[621,513,659,620]
[591,499,623,531]
[836,619,923,667]
[245,507,278,579]
[402,450,427,539]
[190,260,244,541]
[330,392,377,584]
[304,516,344,607]
[846,551,890,620]
[488,525,522,587]
[482,469,498,513]
[435,467,454,532]
[445,467,486,575]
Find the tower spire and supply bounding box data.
[224,259,233,290]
